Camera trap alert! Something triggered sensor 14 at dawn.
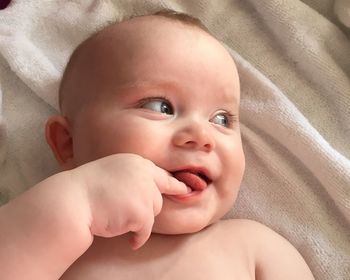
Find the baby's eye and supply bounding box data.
[211,112,236,128]
[141,98,174,115]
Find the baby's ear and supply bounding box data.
[45,115,74,170]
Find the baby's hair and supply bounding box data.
[132,9,210,33]
[58,9,210,112]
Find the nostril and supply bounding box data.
[184,140,196,146]
[172,126,215,151]
[182,140,214,152]
[204,143,213,150]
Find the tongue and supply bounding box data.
[172,171,207,191]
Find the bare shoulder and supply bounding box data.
[217,219,315,280]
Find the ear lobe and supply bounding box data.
[45,115,74,169]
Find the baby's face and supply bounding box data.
[67,17,245,234]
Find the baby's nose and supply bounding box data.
[172,121,215,152]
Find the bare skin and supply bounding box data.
[0,16,314,279]
[61,219,314,280]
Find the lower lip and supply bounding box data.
[164,187,207,203]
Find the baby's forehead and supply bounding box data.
[66,15,208,82]
[67,11,225,75]
[60,15,238,116]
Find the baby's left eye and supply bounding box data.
[140,98,174,115]
[211,113,236,128]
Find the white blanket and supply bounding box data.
[0,0,349,279]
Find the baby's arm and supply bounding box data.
[253,221,315,280]
[0,171,93,279]
[0,153,188,280]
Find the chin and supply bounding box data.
[152,224,209,235]
[152,215,216,235]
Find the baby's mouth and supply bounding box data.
[171,169,212,192]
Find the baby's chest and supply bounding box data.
[61,237,254,280]
[61,253,252,280]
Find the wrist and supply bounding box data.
[46,170,94,244]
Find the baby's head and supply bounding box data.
[46,10,245,234]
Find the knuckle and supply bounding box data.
[127,203,153,231]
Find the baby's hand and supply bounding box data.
[70,153,188,250]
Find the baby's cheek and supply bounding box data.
[221,148,245,192]
[102,122,160,157]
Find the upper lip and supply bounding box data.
[169,166,213,184]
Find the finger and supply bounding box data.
[153,167,190,195]
[152,187,163,216]
[128,217,154,250]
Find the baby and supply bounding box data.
[0,10,314,280]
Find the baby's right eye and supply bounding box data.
[140,98,174,115]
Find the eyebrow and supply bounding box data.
[116,80,179,93]
[114,79,238,106]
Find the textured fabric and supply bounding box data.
[0,0,349,279]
